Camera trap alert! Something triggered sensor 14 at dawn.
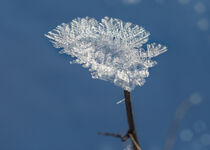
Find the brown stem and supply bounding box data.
[124,90,141,150]
[98,90,141,150]
[128,133,141,150]
[98,132,129,142]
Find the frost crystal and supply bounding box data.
[45,17,167,91]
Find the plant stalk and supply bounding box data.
[124,90,141,150]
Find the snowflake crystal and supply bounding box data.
[45,16,167,91]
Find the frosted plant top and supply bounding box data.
[45,16,167,91]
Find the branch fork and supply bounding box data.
[99,90,142,150]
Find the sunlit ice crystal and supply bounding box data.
[45,16,167,91]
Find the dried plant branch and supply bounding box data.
[98,132,129,142]
[124,90,141,150]
[128,133,142,150]
[99,90,142,150]
[46,16,167,150]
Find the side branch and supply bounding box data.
[98,132,129,142]
[128,133,142,150]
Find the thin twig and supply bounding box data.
[128,133,142,150]
[98,132,129,142]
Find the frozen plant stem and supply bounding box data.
[124,90,141,150]
[45,17,167,150]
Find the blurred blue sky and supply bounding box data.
[0,0,210,150]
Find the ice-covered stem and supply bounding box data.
[124,90,141,150]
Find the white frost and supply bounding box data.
[45,16,167,91]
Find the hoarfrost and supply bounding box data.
[45,17,167,91]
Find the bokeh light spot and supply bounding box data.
[180,129,194,142]
[197,18,209,31]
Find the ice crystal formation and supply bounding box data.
[45,17,167,91]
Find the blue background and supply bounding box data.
[0,0,210,150]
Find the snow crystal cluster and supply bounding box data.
[45,16,167,91]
